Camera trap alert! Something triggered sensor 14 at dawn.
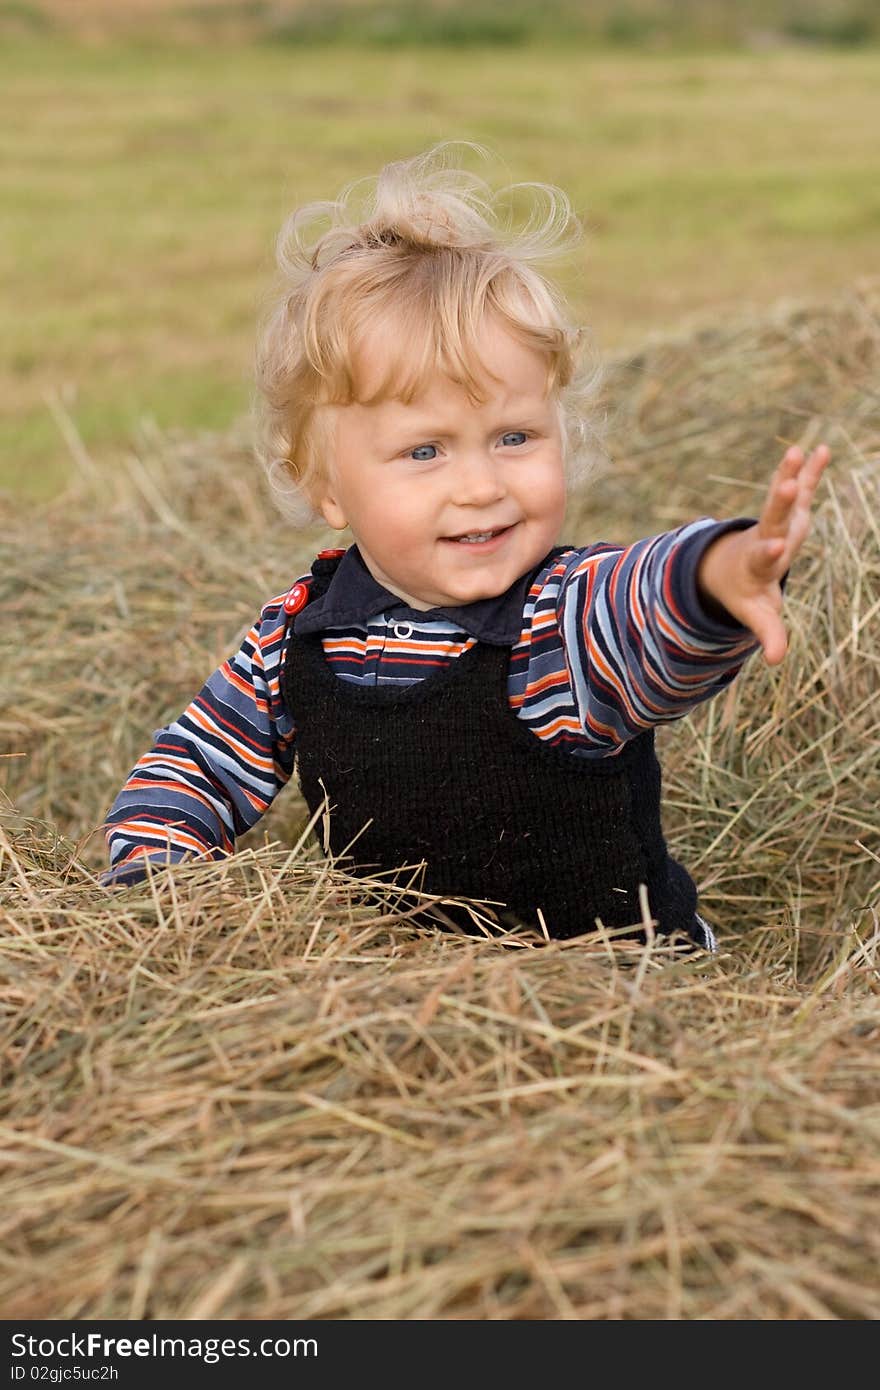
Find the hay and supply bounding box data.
[2,280,879,1319]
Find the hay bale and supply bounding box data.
[1,281,878,1318]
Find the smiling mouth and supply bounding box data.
[443,525,514,545]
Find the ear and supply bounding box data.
[315,481,347,531]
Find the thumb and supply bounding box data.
[755,611,788,666]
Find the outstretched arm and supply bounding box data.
[551,519,761,756]
[697,445,831,665]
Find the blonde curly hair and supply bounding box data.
[254,141,604,523]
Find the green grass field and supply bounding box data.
[4,35,880,499]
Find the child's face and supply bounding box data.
[315,315,567,611]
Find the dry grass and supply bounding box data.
[2,280,879,1318]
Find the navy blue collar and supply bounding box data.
[294,543,558,646]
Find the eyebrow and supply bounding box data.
[385,410,552,446]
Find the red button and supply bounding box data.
[283,581,309,615]
[316,548,346,560]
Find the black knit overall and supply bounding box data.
[280,550,705,943]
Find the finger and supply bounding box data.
[761,479,798,536]
[808,442,831,470]
[763,629,788,667]
[780,444,833,558]
[758,449,803,540]
[797,444,831,503]
[743,537,786,582]
[781,443,830,512]
[752,610,788,666]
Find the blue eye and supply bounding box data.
[407,435,527,459]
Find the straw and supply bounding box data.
[2,279,878,1319]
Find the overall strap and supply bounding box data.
[281,549,345,623]
[307,548,346,600]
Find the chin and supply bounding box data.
[451,579,509,605]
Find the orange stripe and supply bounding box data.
[628,548,646,630]
[536,714,583,738]
[125,777,228,816]
[524,669,569,698]
[110,821,220,856]
[186,704,273,766]
[222,662,269,709]
[587,641,644,723]
[322,636,474,658]
[654,611,731,669]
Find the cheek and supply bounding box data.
[537,459,567,517]
[359,483,427,544]
[339,470,388,525]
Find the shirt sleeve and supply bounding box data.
[556,517,761,753]
[101,590,297,887]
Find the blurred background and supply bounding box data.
[4,0,880,500]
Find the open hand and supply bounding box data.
[697,444,831,665]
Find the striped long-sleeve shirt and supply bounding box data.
[103,518,759,886]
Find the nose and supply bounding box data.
[449,449,507,508]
